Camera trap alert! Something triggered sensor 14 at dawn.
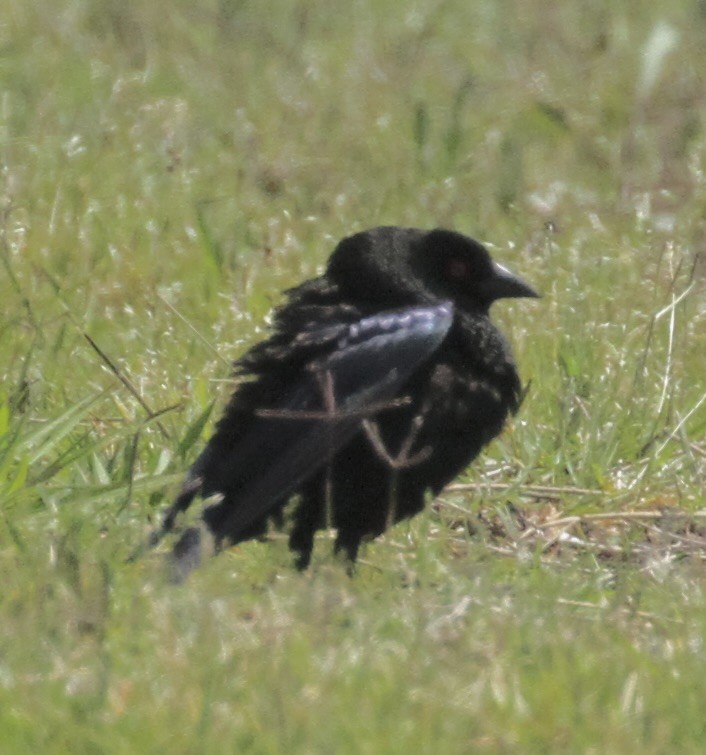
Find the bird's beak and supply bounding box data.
[480,261,540,302]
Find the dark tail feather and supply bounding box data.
[126,447,212,564]
[161,472,202,533]
[169,527,203,584]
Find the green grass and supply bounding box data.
[2,0,706,751]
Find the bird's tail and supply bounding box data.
[168,525,218,583]
[126,447,212,564]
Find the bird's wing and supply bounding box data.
[166,302,454,547]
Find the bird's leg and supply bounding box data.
[314,367,338,415]
[316,367,364,573]
[361,413,432,470]
[315,368,337,532]
[396,413,433,466]
[362,412,433,531]
[386,468,400,531]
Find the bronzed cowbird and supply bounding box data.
[153,226,538,578]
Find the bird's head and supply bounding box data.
[327,226,539,314]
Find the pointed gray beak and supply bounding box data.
[479,261,540,302]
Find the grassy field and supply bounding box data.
[2,0,706,751]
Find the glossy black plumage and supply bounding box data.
[156,226,538,577]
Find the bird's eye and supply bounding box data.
[446,257,470,280]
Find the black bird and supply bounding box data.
[154,226,538,578]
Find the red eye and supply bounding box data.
[447,257,470,280]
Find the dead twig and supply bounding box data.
[518,510,706,537]
[84,332,171,440]
[445,482,609,500]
